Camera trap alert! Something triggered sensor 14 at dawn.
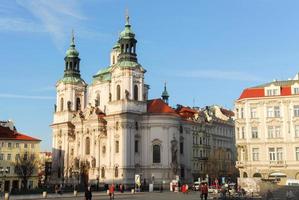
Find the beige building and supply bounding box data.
[176,105,236,183]
[0,121,41,192]
[235,74,299,183]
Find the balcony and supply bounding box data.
[269,160,286,167]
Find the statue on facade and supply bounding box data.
[54,104,57,112]
[67,101,72,111]
[74,158,80,169]
[91,157,96,168]
[171,138,178,175]
[109,93,112,101]
[125,90,130,100]
[95,99,99,107]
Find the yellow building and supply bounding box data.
[235,74,299,184]
[0,121,41,192]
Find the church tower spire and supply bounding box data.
[64,30,81,78]
[117,11,138,63]
[161,82,169,104]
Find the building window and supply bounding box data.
[116,85,121,100]
[134,85,138,101]
[275,126,281,138]
[102,146,106,154]
[251,127,258,138]
[7,154,11,161]
[24,143,28,148]
[180,142,184,154]
[7,167,10,174]
[269,148,276,161]
[8,143,11,148]
[0,154,3,160]
[267,107,273,118]
[295,125,299,138]
[251,108,257,118]
[135,140,139,153]
[15,154,20,161]
[115,166,118,178]
[115,141,119,153]
[76,98,81,111]
[95,93,100,106]
[60,97,64,111]
[153,144,161,163]
[241,127,245,139]
[294,88,299,94]
[266,89,279,96]
[252,148,259,161]
[101,167,105,178]
[180,166,185,178]
[294,106,299,117]
[296,147,299,161]
[16,143,19,148]
[31,144,34,148]
[268,126,274,138]
[240,108,244,119]
[277,147,283,161]
[85,137,90,155]
[274,106,280,117]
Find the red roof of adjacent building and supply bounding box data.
[220,108,235,117]
[239,88,265,99]
[176,106,199,119]
[0,126,41,141]
[147,99,179,116]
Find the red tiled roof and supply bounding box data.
[0,126,41,141]
[220,108,234,117]
[176,106,199,119]
[281,86,292,96]
[147,99,179,116]
[239,88,265,99]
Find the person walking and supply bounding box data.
[109,184,115,200]
[200,183,208,200]
[85,186,92,200]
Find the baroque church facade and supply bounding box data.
[51,15,195,185]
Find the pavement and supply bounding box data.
[3,191,263,200]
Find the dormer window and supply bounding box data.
[266,89,279,96]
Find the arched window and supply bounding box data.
[153,144,161,163]
[115,166,118,178]
[85,137,90,155]
[76,97,81,111]
[243,172,248,178]
[70,62,73,69]
[253,173,262,178]
[121,44,124,53]
[60,98,64,111]
[134,85,138,101]
[116,85,121,100]
[101,167,105,178]
[95,93,100,106]
[126,44,129,52]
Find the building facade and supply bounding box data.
[51,15,195,186]
[0,121,41,192]
[235,74,299,184]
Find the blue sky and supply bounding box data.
[1,0,299,150]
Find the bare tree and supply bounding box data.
[14,152,38,190]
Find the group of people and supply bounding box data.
[266,189,296,200]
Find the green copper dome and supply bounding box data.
[119,15,135,39]
[66,31,79,57]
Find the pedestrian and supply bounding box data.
[286,190,295,200]
[185,184,189,194]
[109,184,115,200]
[266,189,273,200]
[85,186,92,200]
[200,183,208,200]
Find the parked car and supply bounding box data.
[192,182,200,191]
[208,186,219,193]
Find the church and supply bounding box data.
[51,15,234,186]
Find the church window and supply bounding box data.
[58,146,62,158]
[76,98,81,111]
[70,62,73,69]
[85,137,90,155]
[181,166,185,178]
[102,146,106,154]
[180,125,183,133]
[153,144,161,163]
[126,44,129,52]
[115,141,119,153]
[180,142,184,154]
[116,85,121,100]
[135,122,138,130]
[60,98,64,111]
[134,85,138,101]
[115,166,118,178]
[135,140,139,153]
[121,44,124,53]
[101,167,105,178]
[58,167,61,178]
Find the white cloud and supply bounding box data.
[0,18,45,33]
[0,93,55,100]
[174,69,266,82]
